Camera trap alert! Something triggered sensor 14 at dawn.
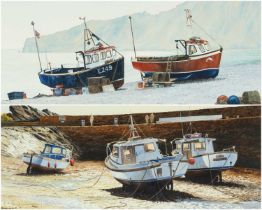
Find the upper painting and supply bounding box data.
[2,1,261,105]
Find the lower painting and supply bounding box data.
[1,105,261,209]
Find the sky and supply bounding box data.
[1,105,222,115]
[1,1,182,49]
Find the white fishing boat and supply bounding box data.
[22,143,74,174]
[171,133,238,183]
[105,116,193,190]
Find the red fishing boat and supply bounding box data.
[129,10,223,81]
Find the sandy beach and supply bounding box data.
[2,156,260,209]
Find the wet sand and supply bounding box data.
[1,156,261,209]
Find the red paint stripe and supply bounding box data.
[132,51,222,73]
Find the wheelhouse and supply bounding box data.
[175,37,212,57]
[109,138,162,165]
[42,144,66,160]
[76,44,118,68]
[172,133,215,157]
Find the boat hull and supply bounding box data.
[105,156,188,186]
[186,151,238,174]
[132,50,222,81]
[38,58,124,89]
[22,154,70,172]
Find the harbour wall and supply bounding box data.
[58,116,261,169]
[2,106,260,127]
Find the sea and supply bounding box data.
[1,49,261,104]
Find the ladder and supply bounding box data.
[166,56,173,72]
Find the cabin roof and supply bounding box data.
[45,143,65,149]
[114,138,158,147]
[175,137,216,144]
[84,45,115,54]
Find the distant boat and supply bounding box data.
[32,18,124,91]
[104,115,193,190]
[22,143,74,174]
[129,10,223,81]
[171,133,238,183]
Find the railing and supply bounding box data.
[223,146,236,152]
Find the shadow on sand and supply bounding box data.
[104,186,199,202]
[16,171,66,176]
[176,177,245,188]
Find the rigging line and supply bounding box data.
[180,112,184,137]
[91,30,124,57]
[192,20,222,48]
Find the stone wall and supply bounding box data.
[58,116,261,168]
[38,106,260,126]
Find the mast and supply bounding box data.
[31,21,42,72]
[128,16,137,58]
[79,16,95,52]
[130,115,135,138]
[128,115,140,140]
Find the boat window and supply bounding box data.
[85,55,92,64]
[176,144,181,150]
[106,50,112,58]
[182,143,191,151]
[198,44,206,53]
[112,146,119,158]
[62,149,66,155]
[93,54,99,63]
[44,146,51,153]
[122,146,136,164]
[101,52,107,60]
[112,49,116,56]
[144,143,155,152]
[189,45,197,55]
[194,142,206,150]
[52,147,62,154]
[204,43,210,51]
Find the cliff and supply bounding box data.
[22,1,260,52]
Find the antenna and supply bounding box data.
[185,9,192,28]
[128,16,137,58]
[31,21,42,72]
[185,9,193,37]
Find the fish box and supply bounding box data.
[103,84,115,92]
[137,81,145,89]
[88,86,103,94]
[7,92,26,100]
[88,77,103,86]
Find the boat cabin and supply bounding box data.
[41,144,67,160]
[172,133,215,158]
[110,138,162,165]
[176,37,211,57]
[76,44,118,68]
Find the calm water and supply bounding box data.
[1,49,261,100]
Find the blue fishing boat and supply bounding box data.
[22,143,74,174]
[31,18,124,91]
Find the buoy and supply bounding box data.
[188,157,195,165]
[70,159,75,166]
[227,95,240,104]
[217,95,228,104]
